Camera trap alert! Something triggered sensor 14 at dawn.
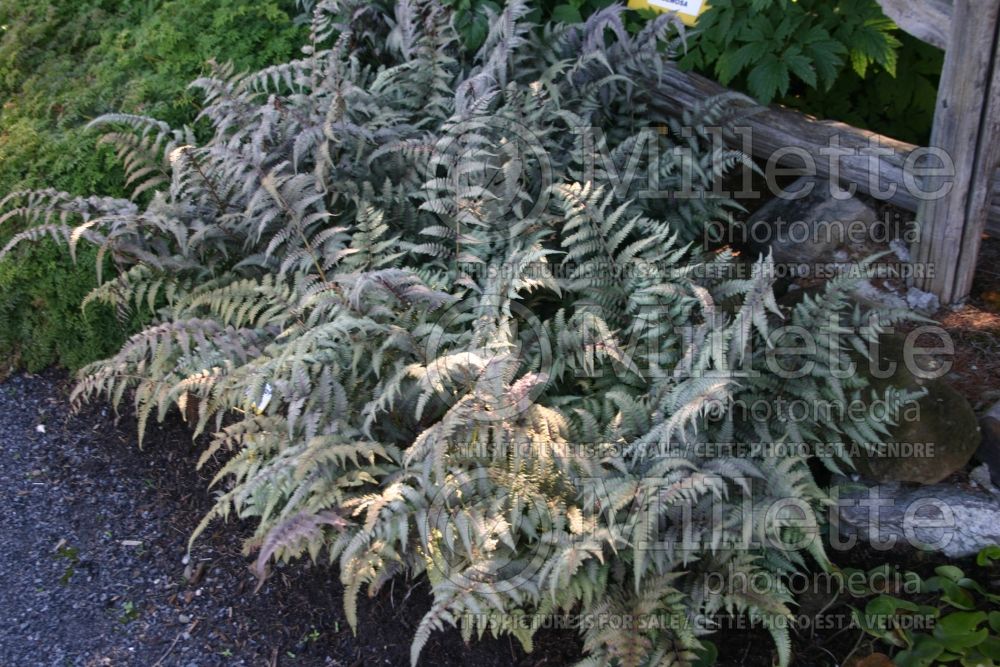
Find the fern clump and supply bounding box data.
[0,2,918,665]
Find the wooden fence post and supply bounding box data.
[912,0,1000,303]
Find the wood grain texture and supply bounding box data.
[643,65,1000,238]
[913,0,1000,302]
[876,0,953,50]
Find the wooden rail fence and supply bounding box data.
[646,0,1000,304]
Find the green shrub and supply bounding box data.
[679,0,901,105]
[441,0,619,48]
[0,241,126,373]
[673,0,941,143]
[2,2,918,665]
[445,0,940,144]
[783,32,942,145]
[0,0,304,371]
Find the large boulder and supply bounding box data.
[775,289,979,484]
[744,176,879,267]
[853,332,981,484]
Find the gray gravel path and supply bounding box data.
[0,371,315,666]
[0,372,582,667]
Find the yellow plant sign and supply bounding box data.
[627,0,708,26]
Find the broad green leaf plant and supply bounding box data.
[681,0,902,104]
[851,548,1000,667]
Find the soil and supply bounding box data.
[5,371,991,667]
[0,371,583,667]
[928,234,1000,410]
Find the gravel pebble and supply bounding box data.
[0,371,582,667]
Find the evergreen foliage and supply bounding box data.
[0,0,303,372]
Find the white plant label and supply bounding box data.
[647,0,706,19]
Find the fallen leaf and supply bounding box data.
[845,653,895,667]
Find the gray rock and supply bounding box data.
[746,176,878,265]
[890,238,911,262]
[833,479,1000,558]
[845,281,940,317]
[853,333,981,484]
[851,279,908,311]
[905,287,940,315]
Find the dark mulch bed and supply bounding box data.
[0,370,583,667]
[929,235,1000,410]
[0,370,990,667]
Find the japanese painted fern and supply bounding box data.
[0,2,914,665]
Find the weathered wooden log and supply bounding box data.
[877,0,952,50]
[643,64,1000,238]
